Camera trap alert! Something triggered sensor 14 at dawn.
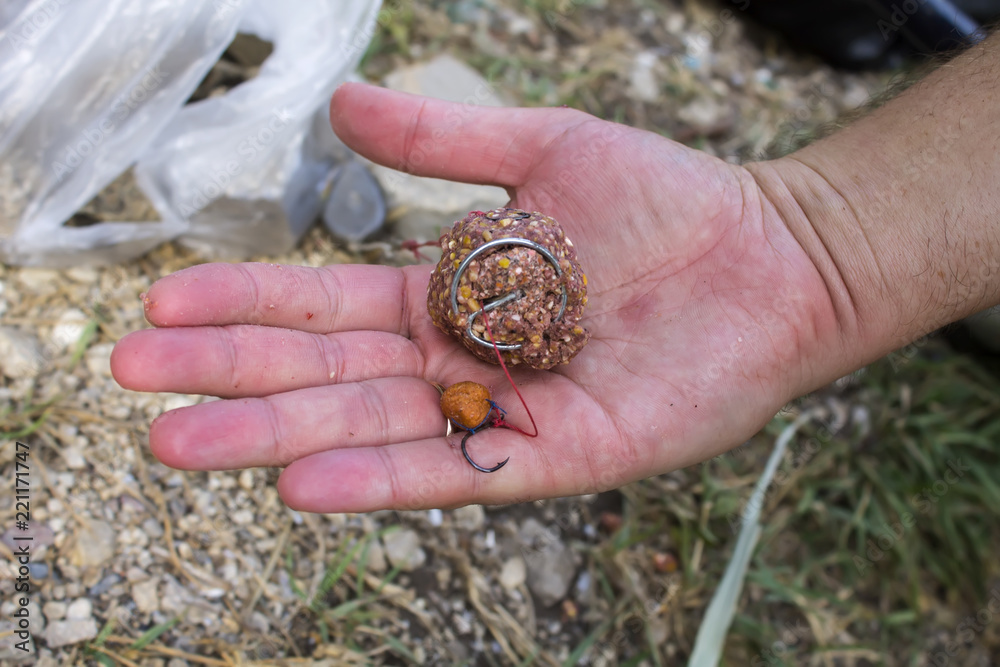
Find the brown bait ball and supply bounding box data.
[440,381,493,430]
[426,207,590,370]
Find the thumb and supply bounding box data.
[330,82,591,188]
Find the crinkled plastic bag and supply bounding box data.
[0,0,249,266]
[135,0,380,259]
[0,0,380,266]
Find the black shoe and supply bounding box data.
[734,0,996,69]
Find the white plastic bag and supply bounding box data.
[135,0,380,258]
[0,0,250,266]
[0,0,381,266]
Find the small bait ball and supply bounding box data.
[440,381,493,430]
[426,207,590,370]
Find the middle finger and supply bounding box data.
[112,326,426,397]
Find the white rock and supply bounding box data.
[232,509,255,525]
[61,447,86,470]
[163,394,201,412]
[375,55,508,241]
[160,576,191,615]
[0,327,43,379]
[51,308,90,350]
[16,268,60,293]
[453,505,485,531]
[677,97,730,135]
[84,343,114,377]
[132,579,160,614]
[382,529,427,572]
[65,267,99,283]
[71,519,116,568]
[519,518,576,607]
[384,54,508,107]
[499,557,526,591]
[629,50,661,102]
[42,601,67,621]
[365,538,387,574]
[238,469,255,491]
[42,619,98,648]
[66,598,92,620]
[427,508,443,527]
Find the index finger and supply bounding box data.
[330,82,593,187]
[142,262,423,334]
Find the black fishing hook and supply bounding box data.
[461,430,510,473]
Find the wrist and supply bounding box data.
[746,35,1000,371]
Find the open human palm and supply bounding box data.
[112,83,839,512]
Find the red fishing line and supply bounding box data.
[482,310,538,438]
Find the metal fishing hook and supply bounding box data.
[450,237,568,351]
[460,430,510,473]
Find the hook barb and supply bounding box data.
[461,431,509,473]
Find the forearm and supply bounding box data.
[747,32,1000,368]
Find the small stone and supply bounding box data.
[62,446,86,470]
[88,573,121,597]
[499,557,526,591]
[427,508,443,527]
[51,308,90,350]
[382,528,427,572]
[66,598,92,620]
[42,619,98,648]
[0,327,43,379]
[232,509,254,525]
[677,97,732,136]
[652,552,678,573]
[598,512,623,533]
[162,394,201,412]
[365,538,388,574]
[629,50,661,102]
[28,562,49,579]
[16,268,60,293]
[132,579,160,613]
[84,343,114,377]
[141,518,164,539]
[160,576,190,615]
[43,601,67,621]
[453,505,485,531]
[520,518,576,607]
[65,266,99,283]
[70,519,116,569]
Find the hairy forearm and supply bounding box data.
[747,32,1000,368]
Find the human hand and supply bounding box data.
[111,83,845,512]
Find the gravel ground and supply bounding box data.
[7,1,995,665]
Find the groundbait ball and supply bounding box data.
[426,207,590,370]
[440,381,493,430]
